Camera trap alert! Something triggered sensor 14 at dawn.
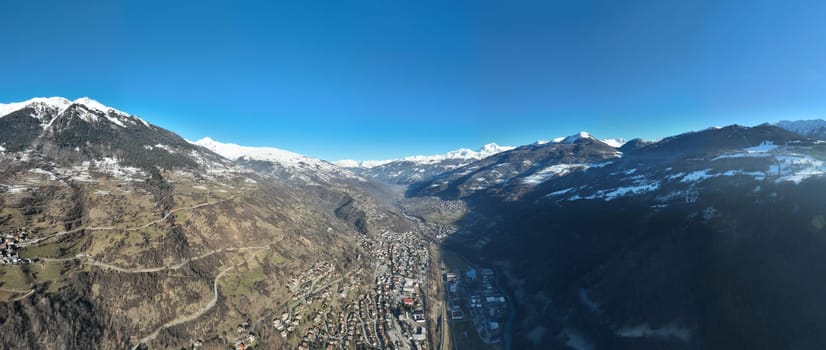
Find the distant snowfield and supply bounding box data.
[334,143,514,168]
[335,131,628,168]
[536,133,626,148]
[192,137,366,182]
[194,137,338,172]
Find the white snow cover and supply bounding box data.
[681,170,713,183]
[331,159,362,168]
[745,141,779,153]
[775,119,826,135]
[713,141,780,160]
[705,142,826,182]
[153,143,176,154]
[546,187,575,197]
[335,143,514,168]
[73,97,126,115]
[523,164,590,184]
[402,143,513,163]
[597,181,661,201]
[0,96,150,128]
[0,97,119,117]
[195,137,314,164]
[538,132,625,147]
[601,138,628,148]
[770,153,826,183]
[561,131,596,144]
[192,137,361,181]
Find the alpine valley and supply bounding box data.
[3,97,826,350]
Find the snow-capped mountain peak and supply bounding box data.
[193,137,351,170]
[403,142,514,162]
[72,97,128,116]
[537,132,625,147]
[0,97,70,118]
[479,142,511,155]
[0,97,127,117]
[194,137,306,162]
[561,131,596,144]
[193,137,365,183]
[0,96,150,128]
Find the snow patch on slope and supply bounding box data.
[523,164,589,184]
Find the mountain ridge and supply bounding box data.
[333,142,515,169]
[6,95,826,349]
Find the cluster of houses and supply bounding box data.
[230,230,435,350]
[231,321,257,350]
[373,231,432,348]
[274,259,380,349]
[1,228,33,264]
[286,261,336,299]
[284,230,434,350]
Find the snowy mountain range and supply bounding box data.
[192,137,364,184]
[335,133,627,170]
[412,125,821,201]
[534,132,627,148]
[0,96,402,350]
[333,143,515,169]
[0,96,150,130]
[194,137,334,170]
[332,133,629,185]
[6,96,826,350]
[774,119,826,140]
[330,143,513,185]
[4,96,825,191]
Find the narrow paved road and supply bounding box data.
[126,244,269,348]
[131,263,239,350]
[40,244,272,274]
[24,195,239,247]
[0,287,35,302]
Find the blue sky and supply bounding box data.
[2,0,826,161]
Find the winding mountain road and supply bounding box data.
[0,287,35,302]
[130,263,239,350]
[7,191,270,346]
[23,194,239,247]
[7,191,277,347]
